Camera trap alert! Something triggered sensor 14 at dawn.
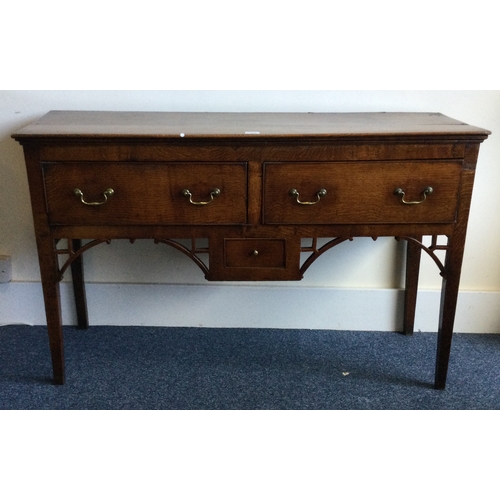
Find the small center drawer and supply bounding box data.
[224,239,286,268]
[263,161,462,225]
[43,162,248,225]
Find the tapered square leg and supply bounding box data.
[37,236,65,385]
[434,237,464,390]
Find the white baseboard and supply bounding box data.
[1,282,499,333]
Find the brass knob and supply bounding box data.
[252,250,259,256]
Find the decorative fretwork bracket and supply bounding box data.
[299,235,449,279]
[56,239,111,282]
[154,238,209,276]
[300,237,354,276]
[396,235,449,278]
[55,238,211,282]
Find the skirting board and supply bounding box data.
[1,282,500,333]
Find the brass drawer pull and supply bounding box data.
[74,188,114,206]
[181,188,221,205]
[289,188,327,205]
[394,186,433,205]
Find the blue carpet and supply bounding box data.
[1,325,499,409]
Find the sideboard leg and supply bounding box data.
[71,239,89,330]
[47,319,65,385]
[403,237,422,335]
[434,236,465,390]
[37,236,65,385]
[434,165,475,390]
[434,281,458,390]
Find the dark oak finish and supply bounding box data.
[263,161,462,224]
[13,111,490,388]
[43,162,248,225]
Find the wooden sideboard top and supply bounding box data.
[12,111,491,141]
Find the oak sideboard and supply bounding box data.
[13,111,490,388]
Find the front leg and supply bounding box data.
[434,164,476,390]
[37,235,65,384]
[434,234,465,390]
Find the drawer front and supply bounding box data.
[263,161,463,224]
[43,162,248,225]
[224,239,286,268]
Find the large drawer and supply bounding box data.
[263,161,463,224]
[43,162,248,225]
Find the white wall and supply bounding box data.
[1,90,499,331]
